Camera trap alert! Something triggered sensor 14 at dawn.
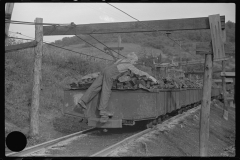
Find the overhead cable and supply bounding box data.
[106,3,196,57]
[74,34,114,58]
[88,34,127,58]
[7,36,113,62]
[5,19,70,26]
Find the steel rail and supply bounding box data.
[6,127,96,157]
[91,105,201,157]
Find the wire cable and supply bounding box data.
[106,3,196,57]
[74,34,114,58]
[88,34,127,58]
[7,36,113,62]
[5,19,70,26]
[9,31,114,61]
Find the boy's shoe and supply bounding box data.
[78,100,87,109]
[73,104,86,114]
[99,110,113,116]
[100,115,109,123]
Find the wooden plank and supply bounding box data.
[199,53,213,156]
[196,42,231,55]
[178,57,229,66]
[220,72,235,77]
[155,57,229,67]
[30,18,43,137]
[209,14,225,59]
[43,16,225,36]
[5,3,14,43]
[222,61,228,120]
[5,41,37,53]
[213,78,233,83]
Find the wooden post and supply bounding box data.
[199,51,213,156]
[164,67,167,77]
[118,35,121,59]
[5,3,14,44]
[222,61,228,120]
[30,18,43,137]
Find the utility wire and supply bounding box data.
[7,36,113,62]
[5,19,70,26]
[9,31,114,61]
[74,34,114,58]
[88,34,127,58]
[106,3,196,58]
[67,22,125,59]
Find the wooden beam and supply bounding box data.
[213,78,233,83]
[199,53,213,156]
[43,16,225,36]
[209,14,225,59]
[30,18,43,137]
[222,61,228,120]
[220,72,235,77]
[196,42,232,55]
[5,3,14,43]
[5,41,38,53]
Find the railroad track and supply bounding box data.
[6,127,97,157]
[91,105,201,157]
[6,105,201,157]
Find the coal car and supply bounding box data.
[63,87,222,128]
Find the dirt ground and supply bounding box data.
[108,100,235,157]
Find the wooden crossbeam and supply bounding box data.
[209,14,226,59]
[196,42,233,55]
[220,72,235,77]
[43,16,225,36]
[213,78,233,83]
[5,41,38,53]
[155,57,229,67]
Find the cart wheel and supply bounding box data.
[178,109,182,114]
[152,119,157,125]
[146,122,153,128]
[157,117,162,124]
[165,115,169,119]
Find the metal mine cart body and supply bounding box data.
[63,88,222,128]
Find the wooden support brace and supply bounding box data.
[199,53,213,156]
[5,3,14,43]
[5,41,38,53]
[220,72,235,77]
[43,16,225,36]
[30,18,43,137]
[222,61,228,120]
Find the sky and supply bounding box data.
[7,3,236,43]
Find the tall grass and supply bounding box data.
[5,45,105,136]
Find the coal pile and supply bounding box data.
[70,70,203,91]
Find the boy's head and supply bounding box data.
[127,52,138,64]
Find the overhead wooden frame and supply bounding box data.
[220,72,235,77]
[43,16,225,36]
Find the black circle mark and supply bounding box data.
[6,131,27,152]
